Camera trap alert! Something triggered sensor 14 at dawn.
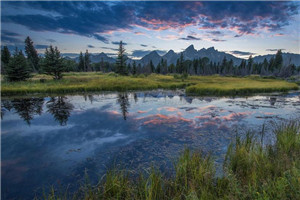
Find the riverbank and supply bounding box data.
[1,72,298,96]
[44,120,300,199]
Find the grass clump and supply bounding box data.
[186,76,298,96]
[40,120,300,200]
[1,73,298,96]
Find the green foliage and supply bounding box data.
[5,49,32,82]
[42,45,66,80]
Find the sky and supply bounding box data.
[1,1,300,59]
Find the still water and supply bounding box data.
[1,90,300,199]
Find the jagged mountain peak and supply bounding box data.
[185,44,195,51]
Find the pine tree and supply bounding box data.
[116,41,127,75]
[221,57,227,75]
[42,45,66,80]
[156,62,161,74]
[25,36,39,72]
[127,63,132,74]
[150,60,155,73]
[179,53,184,74]
[274,50,283,72]
[247,55,253,75]
[5,48,31,81]
[1,46,11,74]
[84,50,91,72]
[132,61,137,75]
[78,52,84,72]
[1,46,11,65]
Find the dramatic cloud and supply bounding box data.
[208,31,222,35]
[2,1,298,43]
[1,35,23,44]
[35,44,48,49]
[1,30,23,44]
[101,47,118,51]
[140,44,148,47]
[266,49,286,52]
[212,39,226,42]
[179,35,201,41]
[111,41,128,45]
[230,50,255,56]
[131,50,167,57]
[2,30,21,37]
[87,44,95,48]
[46,39,56,43]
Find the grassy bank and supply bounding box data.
[1,72,298,96]
[43,120,300,200]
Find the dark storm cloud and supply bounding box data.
[132,50,167,58]
[266,49,286,52]
[179,35,201,41]
[1,30,23,44]
[46,39,56,43]
[2,30,21,37]
[101,47,119,51]
[1,35,23,44]
[35,44,48,49]
[230,51,255,56]
[111,41,128,45]
[2,1,298,41]
[208,31,222,35]
[212,39,226,42]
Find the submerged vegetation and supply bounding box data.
[42,120,300,200]
[1,73,298,96]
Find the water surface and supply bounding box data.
[1,90,300,199]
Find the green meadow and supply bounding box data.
[43,120,300,200]
[1,72,298,96]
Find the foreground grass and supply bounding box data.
[1,72,298,96]
[42,120,300,200]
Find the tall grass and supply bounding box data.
[1,73,298,96]
[40,120,300,200]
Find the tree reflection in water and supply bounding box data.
[117,93,130,120]
[1,98,44,124]
[46,96,74,126]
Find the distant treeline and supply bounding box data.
[1,37,299,81]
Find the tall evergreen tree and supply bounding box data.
[116,41,127,75]
[179,53,184,74]
[42,45,66,80]
[78,52,84,72]
[149,60,155,73]
[1,46,11,74]
[84,50,91,72]
[274,50,283,71]
[247,55,253,75]
[1,46,11,66]
[127,63,132,74]
[5,48,31,81]
[132,61,137,75]
[25,36,39,72]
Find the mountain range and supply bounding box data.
[65,45,300,67]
